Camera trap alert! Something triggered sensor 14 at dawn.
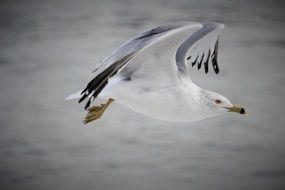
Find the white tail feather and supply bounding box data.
[65,90,82,100]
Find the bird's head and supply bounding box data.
[200,89,246,116]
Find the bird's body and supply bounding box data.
[66,22,246,124]
[100,77,204,122]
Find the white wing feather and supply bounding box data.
[75,22,225,108]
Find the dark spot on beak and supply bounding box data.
[240,107,245,114]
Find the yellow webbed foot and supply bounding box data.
[83,98,114,124]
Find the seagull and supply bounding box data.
[66,22,246,124]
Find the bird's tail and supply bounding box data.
[65,90,82,100]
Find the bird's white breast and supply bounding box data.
[101,78,206,122]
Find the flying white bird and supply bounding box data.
[66,22,246,124]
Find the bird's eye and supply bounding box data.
[215,99,222,104]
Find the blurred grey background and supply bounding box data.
[0,0,285,189]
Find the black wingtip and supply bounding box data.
[192,56,198,67]
[214,65,220,74]
[197,53,204,70]
[212,55,219,74]
[205,65,209,73]
[79,93,88,103]
[212,38,220,74]
[204,50,211,74]
[79,52,137,111]
[84,99,91,110]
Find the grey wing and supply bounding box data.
[79,22,201,109]
[119,22,225,84]
[79,22,224,109]
[176,22,225,75]
[92,22,199,76]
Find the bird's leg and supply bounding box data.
[83,98,114,124]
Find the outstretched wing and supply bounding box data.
[79,22,202,109]
[79,22,224,109]
[117,22,224,85]
[176,22,224,75]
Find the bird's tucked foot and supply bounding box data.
[83,98,114,124]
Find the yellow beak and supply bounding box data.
[226,105,246,114]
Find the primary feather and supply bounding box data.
[78,22,224,110]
